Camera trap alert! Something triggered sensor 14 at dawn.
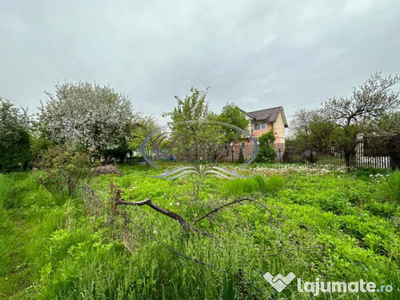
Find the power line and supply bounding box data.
[285,100,323,110]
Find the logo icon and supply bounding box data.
[263,272,296,292]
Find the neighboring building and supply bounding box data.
[227,106,288,161]
[240,106,288,145]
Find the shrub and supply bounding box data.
[255,131,276,163]
[36,145,97,203]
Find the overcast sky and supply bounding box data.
[1,0,399,126]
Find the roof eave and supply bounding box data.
[239,108,256,120]
[279,107,289,128]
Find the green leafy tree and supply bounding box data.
[215,103,249,162]
[0,98,31,171]
[217,103,249,141]
[162,88,255,165]
[255,131,276,163]
[101,115,157,162]
[291,109,335,152]
[374,112,400,169]
[128,115,159,151]
[162,87,222,145]
[162,87,210,122]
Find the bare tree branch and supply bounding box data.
[193,197,274,225]
[115,199,213,237]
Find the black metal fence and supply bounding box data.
[275,149,348,167]
[272,140,395,169]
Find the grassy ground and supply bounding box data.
[1,164,399,299]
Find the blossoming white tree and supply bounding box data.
[38,82,138,154]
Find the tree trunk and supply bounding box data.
[391,157,400,170]
[344,151,356,171]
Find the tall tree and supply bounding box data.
[162,87,210,122]
[128,115,159,151]
[291,109,335,152]
[38,82,138,154]
[161,87,235,164]
[0,98,31,171]
[323,73,400,168]
[161,87,220,144]
[217,102,249,142]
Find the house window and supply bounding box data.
[254,123,260,130]
[241,142,245,149]
[261,123,266,129]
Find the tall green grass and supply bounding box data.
[1,167,400,299]
[381,171,400,204]
[223,175,286,197]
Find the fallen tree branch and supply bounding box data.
[193,197,274,226]
[115,199,212,237]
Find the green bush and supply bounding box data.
[255,131,276,163]
[36,145,97,204]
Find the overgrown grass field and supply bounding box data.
[1,164,400,299]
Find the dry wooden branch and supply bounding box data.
[193,197,274,225]
[115,199,213,237]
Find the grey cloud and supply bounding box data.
[1,0,399,125]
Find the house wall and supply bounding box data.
[245,115,252,134]
[251,123,273,139]
[230,142,254,161]
[274,111,286,144]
